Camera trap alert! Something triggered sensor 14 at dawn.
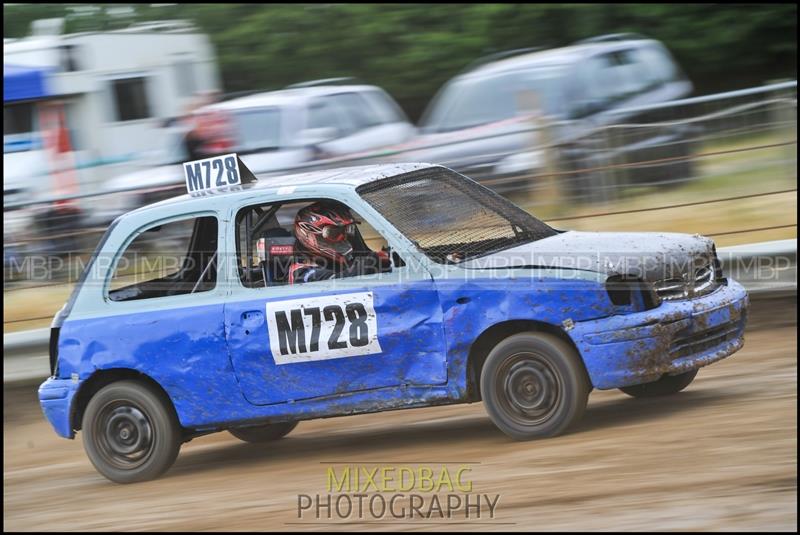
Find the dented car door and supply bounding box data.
[223,264,447,406]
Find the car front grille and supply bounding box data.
[655,258,721,301]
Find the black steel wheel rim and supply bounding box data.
[93,400,154,470]
[496,351,563,426]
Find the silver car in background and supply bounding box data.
[93,79,415,223]
[400,34,695,194]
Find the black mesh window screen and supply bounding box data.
[357,167,556,263]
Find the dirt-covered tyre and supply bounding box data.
[229,421,298,443]
[480,332,590,440]
[82,380,182,484]
[618,369,698,398]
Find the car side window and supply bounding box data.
[576,48,674,116]
[354,212,389,253]
[236,202,287,288]
[361,89,407,124]
[233,107,282,152]
[608,49,650,99]
[235,199,394,289]
[307,99,343,137]
[330,92,383,131]
[108,215,218,302]
[575,54,617,116]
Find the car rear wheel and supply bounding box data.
[229,421,298,443]
[480,332,590,440]
[618,369,698,398]
[82,380,181,484]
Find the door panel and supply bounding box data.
[224,269,447,405]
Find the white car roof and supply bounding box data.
[127,162,438,215]
[464,38,658,78]
[203,85,382,112]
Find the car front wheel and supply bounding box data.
[82,380,182,484]
[480,332,590,440]
[229,421,298,443]
[618,369,698,398]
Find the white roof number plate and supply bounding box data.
[183,153,242,195]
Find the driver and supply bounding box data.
[288,201,391,284]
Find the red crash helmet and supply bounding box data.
[294,202,358,264]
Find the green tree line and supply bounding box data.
[4,3,797,121]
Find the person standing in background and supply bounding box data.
[515,88,561,209]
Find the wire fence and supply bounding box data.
[3,81,797,313]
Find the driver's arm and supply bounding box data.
[289,263,335,284]
[289,252,391,284]
[336,251,391,278]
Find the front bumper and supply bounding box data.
[571,279,749,389]
[38,377,81,439]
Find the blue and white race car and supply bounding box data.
[39,155,749,483]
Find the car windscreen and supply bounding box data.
[357,167,556,264]
[420,65,567,133]
[233,107,282,152]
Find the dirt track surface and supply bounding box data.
[4,321,797,531]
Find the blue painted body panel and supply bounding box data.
[39,275,748,436]
[570,280,748,388]
[45,300,455,431]
[38,378,79,438]
[224,281,447,405]
[37,163,750,439]
[434,274,617,393]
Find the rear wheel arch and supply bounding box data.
[466,320,591,401]
[72,368,179,433]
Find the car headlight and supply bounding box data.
[605,275,661,311]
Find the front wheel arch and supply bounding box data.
[466,320,591,402]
